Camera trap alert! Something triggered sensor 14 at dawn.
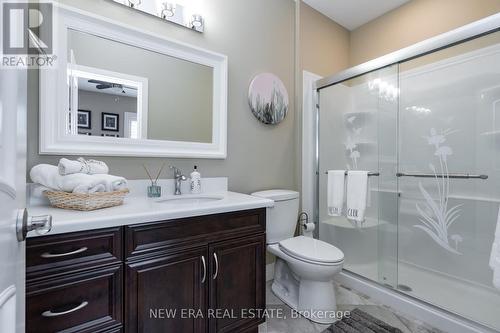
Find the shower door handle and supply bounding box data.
[396,172,488,180]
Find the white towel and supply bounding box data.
[58,157,109,175]
[90,174,128,192]
[30,164,107,193]
[346,171,369,223]
[489,205,500,290]
[327,170,345,216]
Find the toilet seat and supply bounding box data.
[279,236,344,265]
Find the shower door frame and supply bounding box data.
[313,12,500,333]
[315,13,500,92]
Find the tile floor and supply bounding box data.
[258,281,445,333]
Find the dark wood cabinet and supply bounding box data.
[26,208,266,333]
[125,247,208,333]
[209,235,265,333]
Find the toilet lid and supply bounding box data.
[279,236,344,264]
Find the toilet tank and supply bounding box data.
[251,190,300,244]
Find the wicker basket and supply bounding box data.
[44,189,129,211]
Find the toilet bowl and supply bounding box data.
[251,190,345,324]
[267,237,344,324]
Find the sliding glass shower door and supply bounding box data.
[318,65,399,287]
[317,29,500,331]
[397,31,500,329]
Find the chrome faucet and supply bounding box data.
[169,166,187,195]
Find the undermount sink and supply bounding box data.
[155,194,225,205]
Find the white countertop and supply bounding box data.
[27,178,274,237]
[28,191,273,237]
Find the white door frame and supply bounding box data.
[301,71,322,234]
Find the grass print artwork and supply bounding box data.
[248,73,289,125]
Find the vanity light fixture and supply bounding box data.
[112,0,205,33]
[191,14,204,28]
[161,2,175,18]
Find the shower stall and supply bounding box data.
[315,16,500,332]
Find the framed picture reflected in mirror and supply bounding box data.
[77,109,91,129]
[102,112,119,132]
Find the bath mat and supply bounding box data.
[323,308,404,333]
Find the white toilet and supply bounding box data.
[252,189,344,324]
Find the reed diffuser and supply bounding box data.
[143,163,165,198]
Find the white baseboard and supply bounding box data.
[266,263,275,282]
[336,270,497,333]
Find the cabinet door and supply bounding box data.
[209,234,265,333]
[125,247,208,333]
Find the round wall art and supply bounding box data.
[248,73,289,125]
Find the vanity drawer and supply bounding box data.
[26,265,123,333]
[126,208,265,259]
[27,227,122,279]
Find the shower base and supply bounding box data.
[340,262,500,333]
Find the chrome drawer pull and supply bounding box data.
[201,255,206,284]
[42,301,88,317]
[40,247,88,258]
[213,253,219,280]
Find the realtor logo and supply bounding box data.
[2,2,55,67]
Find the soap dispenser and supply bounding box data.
[190,166,202,194]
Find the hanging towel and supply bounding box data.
[58,157,109,176]
[346,171,369,223]
[30,164,107,194]
[90,174,128,192]
[327,170,346,216]
[489,205,500,290]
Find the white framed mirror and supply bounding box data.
[40,5,227,158]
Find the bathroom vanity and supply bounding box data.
[25,181,272,333]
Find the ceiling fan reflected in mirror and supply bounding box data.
[87,79,137,94]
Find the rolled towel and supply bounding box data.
[73,183,106,194]
[30,164,107,193]
[30,164,63,191]
[89,174,128,192]
[346,171,369,223]
[327,170,345,216]
[58,157,109,175]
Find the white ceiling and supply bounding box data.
[303,0,411,30]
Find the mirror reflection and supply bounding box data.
[67,29,214,143]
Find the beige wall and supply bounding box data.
[350,0,500,66]
[296,1,350,192]
[300,2,350,76]
[28,0,296,194]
